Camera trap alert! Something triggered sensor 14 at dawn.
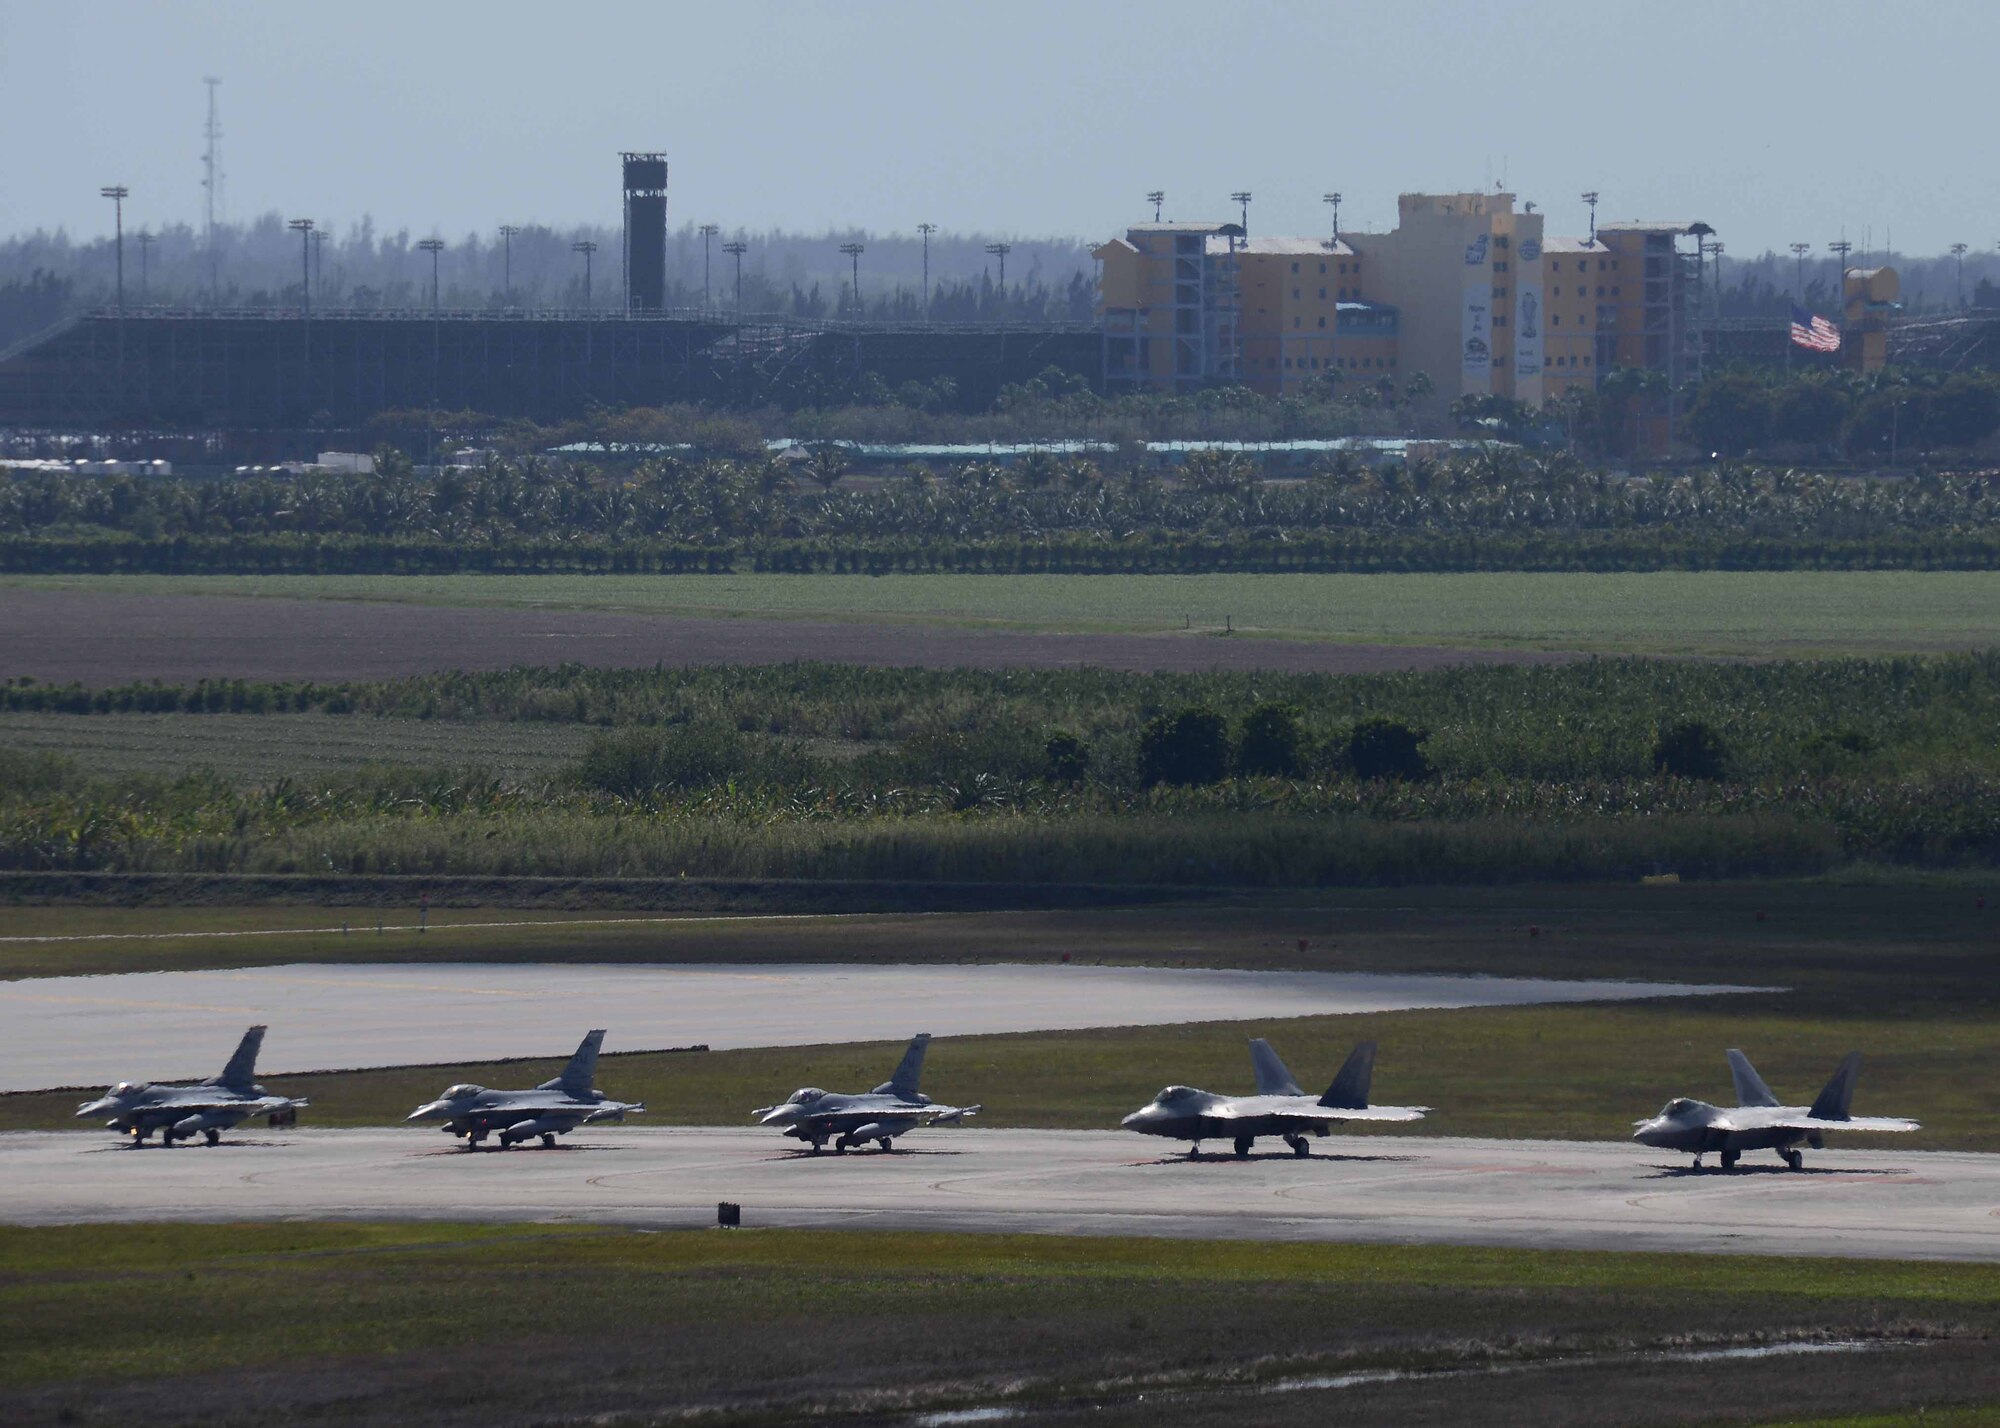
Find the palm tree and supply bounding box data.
[805,444,848,493]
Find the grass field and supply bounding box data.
[0,711,594,781]
[12,570,2000,655]
[6,883,1997,1149]
[2,1224,1995,1427]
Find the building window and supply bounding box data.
[1552,314,1561,326]
[1611,286,1620,296]
[1284,357,1293,368]
[1310,357,1320,369]
[1317,315,1326,328]
[1293,317,1301,328]
[1552,286,1560,297]
[1578,260,1589,273]
[1493,314,1507,327]
[1319,287,1327,299]
[1292,288,1301,299]
[1318,262,1327,274]
[1291,261,1299,274]
[1495,260,1509,273]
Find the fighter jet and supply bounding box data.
[1121,1038,1427,1158]
[406,1030,645,1150]
[76,1025,307,1147]
[1633,1049,1919,1171]
[753,1033,981,1154]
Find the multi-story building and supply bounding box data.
[1095,192,1712,412]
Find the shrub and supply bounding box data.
[573,725,748,797]
[1044,731,1091,784]
[1653,720,1729,781]
[1138,707,1230,787]
[1345,717,1432,782]
[1236,702,1309,779]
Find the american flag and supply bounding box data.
[1790,304,1840,352]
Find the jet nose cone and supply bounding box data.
[1120,1109,1149,1130]
[759,1105,797,1125]
[407,1102,446,1122]
[76,1099,111,1118]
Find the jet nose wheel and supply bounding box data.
[1285,1134,1311,1157]
[877,1138,893,1152]
[1784,1149,1804,1171]
[541,1133,557,1148]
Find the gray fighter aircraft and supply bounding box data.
[1633,1049,1919,1171]
[1121,1038,1427,1158]
[406,1029,645,1150]
[753,1033,981,1154]
[76,1025,307,1146]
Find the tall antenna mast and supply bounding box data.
[202,77,225,300]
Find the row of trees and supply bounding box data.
[7,448,1996,549]
[1685,369,2000,459]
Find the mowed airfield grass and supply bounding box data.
[5,883,1997,1149]
[3,1225,1999,1428]
[12,569,2000,655]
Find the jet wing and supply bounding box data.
[1726,1108,1919,1134]
[922,1104,981,1124]
[1206,1095,1427,1123]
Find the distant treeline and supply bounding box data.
[0,216,1095,350]
[4,444,1999,574]
[5,654,1998,884]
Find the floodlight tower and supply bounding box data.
[1581,191,1600,245]
[1789,242,1810,299]
[418,238,444,311]
[311,226,328,304]
[723,240,748,316]
[984,242,1011,293]
[100,186,129,312]
[1231,191,1252,235]
[839,241,865,314]
[573,240,599,310]
[917,222,936,319]
[136,231,156,304]
[202,77,224,301]
[498,225,520,305]
[1146,190,1164,222]
[1828,239,1853,304]
[1951,242,1969,307]
[288,219,314,320]
[1323,191,1342,243]
[699,223,720,308]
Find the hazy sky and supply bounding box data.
[3,1,1994,258]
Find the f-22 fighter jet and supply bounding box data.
[1122,1038,1427,1158]
[407,1030,645,1150]
[1633,1049,1919,1171]
[76,1025,307,1146]
[754,1033,981,1154]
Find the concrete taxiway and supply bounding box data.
[0,962,1770,1090]
[7,1127,1995,1262]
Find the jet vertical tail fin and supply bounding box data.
[874,1033,931,1097]
[1727,1048,1781,1108]
[212,1025,266,1089]
[1249,1038,1304,1096]
[1318,1041,1377,1109]
[540,1030,606,1096]
[1807,1051,1862,1122]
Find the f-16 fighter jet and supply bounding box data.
[407,1030,645,1150]
[753,1033,981,1154]
[1633,1049,1919,1171]
[1121,1038,1427,1158]
[76,1025,307,1146]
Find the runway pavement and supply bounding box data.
[0,962,1770,1091]
[7,1126,1995,1262]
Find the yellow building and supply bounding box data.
[1538,235,1607,402]
[1095,222,1245,393]
[1842,266,1899,374]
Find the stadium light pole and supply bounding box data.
[917,223,936,320]
[698,223,720,309]
[100,186,129,313]
[1231,191,1252,236]
[983,242,1011,295]
[1789,242,1810,300]
[1146,190,1164,223]
[288,219,314,321]
[839,241,865,316]
[498,225,520,306]
[136,231,156,304]
[1951,242,1969,308]
[311,226,328,305]
[723,240,748,318]
[1580,191,1599,246]
[573,240,598,311]
[1828,239,1853,308]
[1323,191,1342,244]
[417,238,444,469]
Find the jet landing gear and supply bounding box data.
[1720,1150,1740,1171]
[1233,1136,1254,1159]
[1784,1149,1804,1172]
[1284,1134,1312,1158]
[204,1128,220,1147]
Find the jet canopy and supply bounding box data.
[442,1084,486,1099]
[107,1081,148,1097]
[1154,1086,1198,1104]
[788,1088,826,1105]
[1662,1098,1698,1116]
